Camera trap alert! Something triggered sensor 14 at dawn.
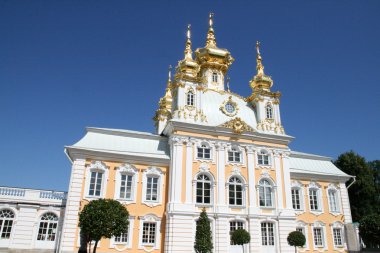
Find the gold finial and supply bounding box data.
[206,13,217,48]
[168,65,172,83]
[256,41,264,76]
[226,76,231,92]
[184,24,193,60]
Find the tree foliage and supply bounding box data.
[231,229,250,253]
[359,214,380,248]
[334,151,378,221]
[194,208,213,253]
[287,231,306,253]
[79,199,129,253]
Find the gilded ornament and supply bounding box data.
[219,117,254,134]
[220,96,239,117]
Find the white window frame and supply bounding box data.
[34,211,60,250]
[330,222,345,250]
[195,173,213,206]
[138,214,161,251]
[0,208,15,244]
[261,222,275,246]
[193,167,215,207]
[291,181,304,212]
[226,145,245,165]
[229,220,245,245]
[265,103,273,119]
[308,182,323,215]
[311,221,327,251]
[257,149,271,167]
[212,72,218,83]
[327,184,341,215]
[257,178,275,209]
[84,161,109,200]
[296,220,309,250]
[195,141,214,162]
[114,164,138,204]
[186,88,195,106]
[141,167,164,207]
[110,216,134,250]
[227,175,246,208]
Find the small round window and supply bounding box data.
[225,102,235,114]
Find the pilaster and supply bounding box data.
[339,182,353,223]
[185,140,193,204]
[281,151,294,212]
[215,142,227,212]
[273,150,284,210]
[246,146,258,214]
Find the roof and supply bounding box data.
[289,151,351,178]
[65,127,170,161]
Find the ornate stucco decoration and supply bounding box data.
[173,107,207,123]
[257,120,285,135]
[219,117,254,134]
[220,96,239,117]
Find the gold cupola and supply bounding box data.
[174,24,200,81]
[153,65,173,128]
[249,41,274,91]
[195,13,234,75]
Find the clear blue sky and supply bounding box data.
[1,1,379,191]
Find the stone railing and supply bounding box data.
[0,186,67,203]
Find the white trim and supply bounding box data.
[141,167,164,207]
[194,140,215,163]
[226,171,247,208]
[34,211,60,249]
[311,221,328,251]
[291,180,305,214]
[326,183,341,216]
[330,221,346,251]
[138,214,161,252]
[84,161,109,200]
[226,144,246,166]
[257,176,276,209]
[193,167,216,207]
[295,220,309,251]
[307,181,323,215]
[256,148,273,169]
[114,164,139,204]
[110,216,134,251]
[0,207,17,248]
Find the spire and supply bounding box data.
[206,13,217,48]
[184,24,193,60]
[226,76,231,92]
[256,41,265,76]
[167,64,172,84]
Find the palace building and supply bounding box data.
[0,14,359,253]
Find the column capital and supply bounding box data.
[169,136,187,146]
[215,141,227,151]
[245,145,256,154]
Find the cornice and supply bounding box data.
[86,127,167,141]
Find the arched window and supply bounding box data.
[186,90,194,106]
[228,147,241,163]
[197,143,211,159]
[0,209,15,239]
[212,72,218,83]
[266,104,273,119]
[259,179,273,207]
[196,174,211,204]
[228,177,243,206]
[257,150,270,166]
[328,189,340,213]
[261,222,275,246]
[37,212,58,241]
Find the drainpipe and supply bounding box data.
[346,176,356,189]
[276,210,283,253]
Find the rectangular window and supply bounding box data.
[0,220,13,239]
[313,228,323,247]
[197,147,211,159]
[261,222,274,246]
[146,177,158,201]
[292,189,301,210]
[228,151,241,162]
[296,227,304,235]
[142,222,156,245]
[89,171,103,196]
[120,174,133,200]
[258,154,269,165]
[115,224,129,244]
[328,191,339,212]
[229,221,244,245]
[309,189,319,211]
[333,228,343,247]
[212,72,218,82]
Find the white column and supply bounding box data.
[215,142,227,211]
[282,152,294,212]
[246,146,258,214]
[273,151,284,209]
[11,205,38,249]
[168,137,184,205]
[59,158,86,253]
[215,217,229,253]
[185,140,193,204]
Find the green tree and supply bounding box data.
[231,229,251,253]
[79,199,129,253]
[287,231,306,253]
[359,214,380,248]
[194,208,213,253]
[368,160,380,214]
[334,151,377,221]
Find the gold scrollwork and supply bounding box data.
[219,117,254,134]
[220,96,239,117]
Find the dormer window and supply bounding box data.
[186,90,194,106]
[212,72,218,83]
[266,104,273,119]
[197,144,211,159]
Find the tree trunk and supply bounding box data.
[242,244,244,253]
[93,240,99,253]
[295,246,296,253]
